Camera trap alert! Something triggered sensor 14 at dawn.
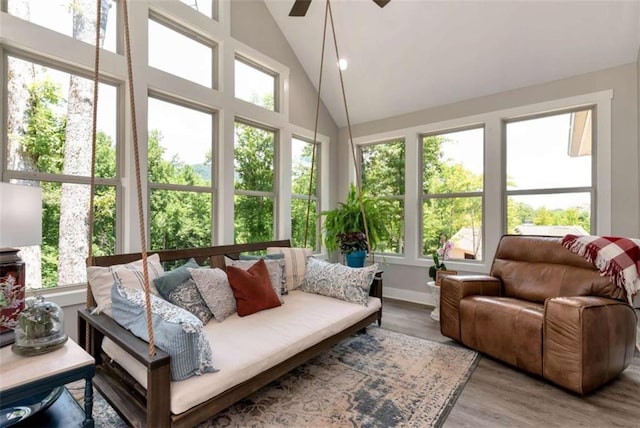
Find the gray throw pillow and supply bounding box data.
[238,253,287,295]
[188,267,237,322]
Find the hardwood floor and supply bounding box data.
[381,299,640,427]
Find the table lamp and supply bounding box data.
[0,182,43,347]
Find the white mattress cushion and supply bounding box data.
[102,290,381,415]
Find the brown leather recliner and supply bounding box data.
[440,234,637,394]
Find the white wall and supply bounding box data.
[339,63,639,304]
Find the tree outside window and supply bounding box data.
[233,122,275,244]
[422,128,484,261]
[360,140,405,254]
[291,137,319,250]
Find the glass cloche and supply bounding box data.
[12,295,67,356]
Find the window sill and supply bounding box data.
[27,285,87,308]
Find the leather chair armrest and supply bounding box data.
[543,296,637,394]
[440,275,502,341]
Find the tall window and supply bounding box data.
[148,18,215,88]
[291,137,319,250]
[421,128,484,260]
[505,109,593,235]
[234,56,277,111]
[360,139,405,254]
[4,57,118,288]
[147,97,214,250]
[234,121,276,243]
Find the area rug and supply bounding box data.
[68,328,479,427]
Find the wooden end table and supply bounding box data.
[0,338,95,427]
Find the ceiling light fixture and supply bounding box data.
[338,58,348,71]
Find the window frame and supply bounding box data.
[148,11,218,90]
[1,51,123,288]
[290,134,321,250]
[234,54,279,113]
[232,118,278,243]
[146,92,217,249]
[358,138,406,255]
[419,125,485,262]
[503,106,596,235]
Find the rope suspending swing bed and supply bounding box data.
[79,1,378,427]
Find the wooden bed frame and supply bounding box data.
[77,240,383,428]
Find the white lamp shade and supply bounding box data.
[0,182,43,248]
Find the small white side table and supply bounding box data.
[0,338,95,427]
[427,281,440,321]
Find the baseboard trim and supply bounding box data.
[383,286,435,307]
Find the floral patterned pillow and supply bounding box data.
[300,258,378,306]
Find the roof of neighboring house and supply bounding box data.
[513,224,589,236]
[450,227,482,260]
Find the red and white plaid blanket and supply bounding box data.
[561,234,640,305]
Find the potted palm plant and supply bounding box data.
[320,184,390,267]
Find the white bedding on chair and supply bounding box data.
[102,290,381,414]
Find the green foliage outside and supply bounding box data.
[422,134,484,257]
[19,79,212,286]
[233,122,275,244]
[291,141,318,250]
[360,141,405,253]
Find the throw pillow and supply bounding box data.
[153,259,213,325]
[225,258,285,301]
[226,259,282,317]
[266,247,312,291]
[238,253,287,295]
[300,258,378,306]
[188,267,237,322]
[111,282,217,381]
[87,253,164,316]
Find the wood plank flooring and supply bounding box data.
[381,299,640,427]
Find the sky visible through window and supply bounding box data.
[442,113,590,210]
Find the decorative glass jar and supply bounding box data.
[12,295,67,356]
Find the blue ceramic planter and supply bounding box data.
[345,250,367,268]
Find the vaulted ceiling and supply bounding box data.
[264,0,640,128]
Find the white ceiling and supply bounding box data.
[264,0,640,128]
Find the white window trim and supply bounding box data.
[282,124,329,247]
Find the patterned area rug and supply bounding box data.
[68,328,479,427]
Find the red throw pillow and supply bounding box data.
[226,258,282,316]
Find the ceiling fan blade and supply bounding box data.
[373,0,390,8]
[289,0,312,17]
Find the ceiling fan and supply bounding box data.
[289,0,391,17]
